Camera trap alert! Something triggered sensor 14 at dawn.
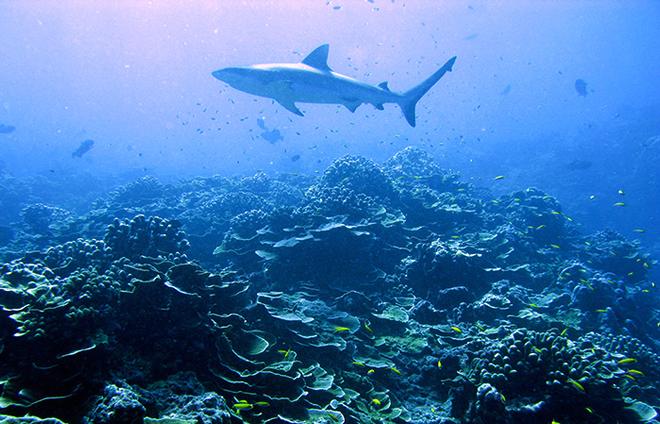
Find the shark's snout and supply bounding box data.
[211,67,246,84]
[211,68,228,81]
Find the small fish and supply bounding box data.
[451,235,460,239]
[633,228,646,233]
[536,225,546,230]
[500,393,506,402]
[0,124,16,134]
[254,401,270,407]
[261,128,284,144]
[551,211,562,215]
[390,367,402,375]
[623,374,636,381]
[450,326,462,334]
[371,398,382,406]
[550,244,561,249]
[352,361,366,367]
[494,175,505,180]
[367,369,375,375]
[618,189,625,195]
[437,360,442,369]
[278,348,291,359]
[585,407,593,414]
[532,346,542,354]
[595,309,607,313]
[613,202,625,207]
[565,159,592,171]
[334,326,351,333]
[589,195,596,200]
[575,78,588,96]
[560,328,568,336]
[363,322,374,333]
[551,420,560,424]
[627,369,644,376]
[72,139,95,158]
[568,378,585,392]
[233,402,253,410]
[529,303,540,308]
[617,358,637,365]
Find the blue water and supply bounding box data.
[0,2,658,423]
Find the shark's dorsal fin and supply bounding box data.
[302,44,332,71]
[378,81,390,91]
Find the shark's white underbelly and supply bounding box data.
[266,72,395,106]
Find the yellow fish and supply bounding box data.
[568,378,585,392]
[550,244,561,249]
[371,398,382,406]
[334,326,351,333]
[494,175,505,180]
[390,367,402,375]
[595,309,607,313]
[551,211,562,215]
[613,202,625,207]
[437,360,442,369]
[367,369,375,375]
[617,358,637,365]
[633,228,645,233]
[363,322,374,333]
[233,402,253,410]
[450,326,462,334]
[627,369,644,376]
[254,401,270,407]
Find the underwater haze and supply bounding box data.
[0,1,659,423]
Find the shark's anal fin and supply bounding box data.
[302,44,332,72]
[276,99,304,116]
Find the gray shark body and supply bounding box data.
[212,44,456,127]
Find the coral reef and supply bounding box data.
[0,148,657,423]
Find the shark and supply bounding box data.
[212,44,456,127]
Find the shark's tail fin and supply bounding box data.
[399,56,456,127]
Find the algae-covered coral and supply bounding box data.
[0,147,657,423]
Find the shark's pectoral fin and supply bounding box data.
[374,103,384,110]
[276,99,304,116]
